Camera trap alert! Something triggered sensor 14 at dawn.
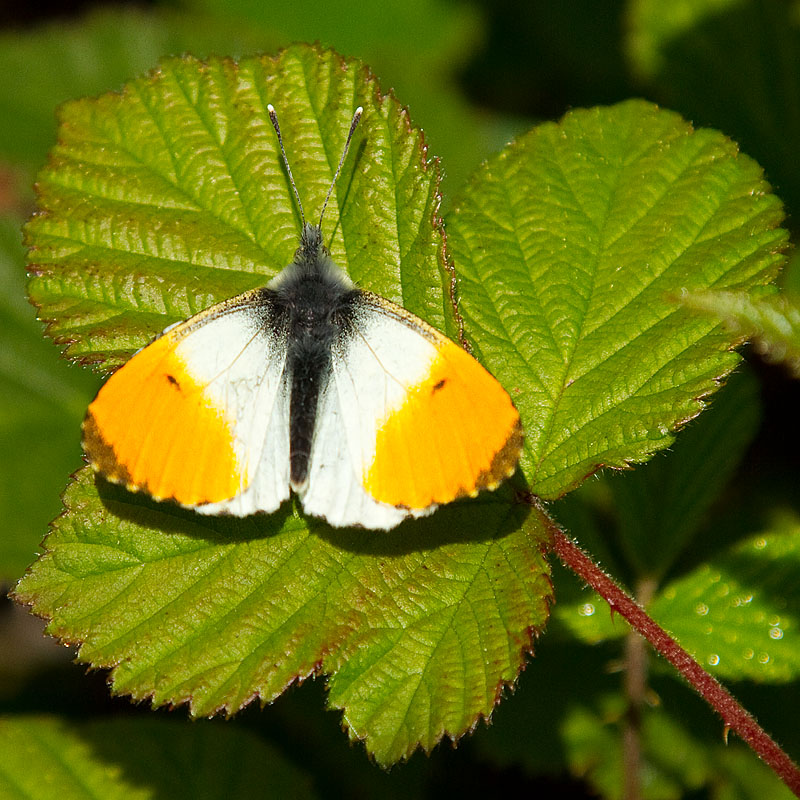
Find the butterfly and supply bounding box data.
[82,104,523,529]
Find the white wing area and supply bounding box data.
[169,302,292,517]
[299,297,440,529]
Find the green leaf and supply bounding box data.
[682,289,800,376]
[16,469,551,767]
[0,715,315,799]
[555,514,800,683]
[447,99,786,499]
[180,0,505,192]
[27,47,448,368]
[649,515,800,682]
[0,216,98,580]
[18,46,553,766]
[607,368,761,579]
[627,0,800,231]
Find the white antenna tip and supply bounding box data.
[267,103,275,113]
[355,106,363,115]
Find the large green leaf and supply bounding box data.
[0,216,98,580]
[447,99,786,499]
[0,715,315,799]
[17,45,553,766]
[26,47,449,367]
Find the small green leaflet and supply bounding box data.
[682,289,800,376]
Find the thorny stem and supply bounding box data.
[553,530,800,797]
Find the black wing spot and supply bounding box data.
[166,374,181,390]
[432,378,447,393]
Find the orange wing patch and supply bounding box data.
[364,340,522,509]
[83,335,244,505]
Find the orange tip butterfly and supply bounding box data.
[82,104,523,529]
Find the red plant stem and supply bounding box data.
[553,530,800,797]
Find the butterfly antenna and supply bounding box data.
[318,106,363,230]
[268,104,306,226]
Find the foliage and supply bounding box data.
[2,2,799,798]
[0,715,314,799]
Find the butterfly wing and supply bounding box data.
[84,286,521,529]
[299,292,523,529]
[83,288,292,516]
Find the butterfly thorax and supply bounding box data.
[268,223,355,293]
[271,224,359,338]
